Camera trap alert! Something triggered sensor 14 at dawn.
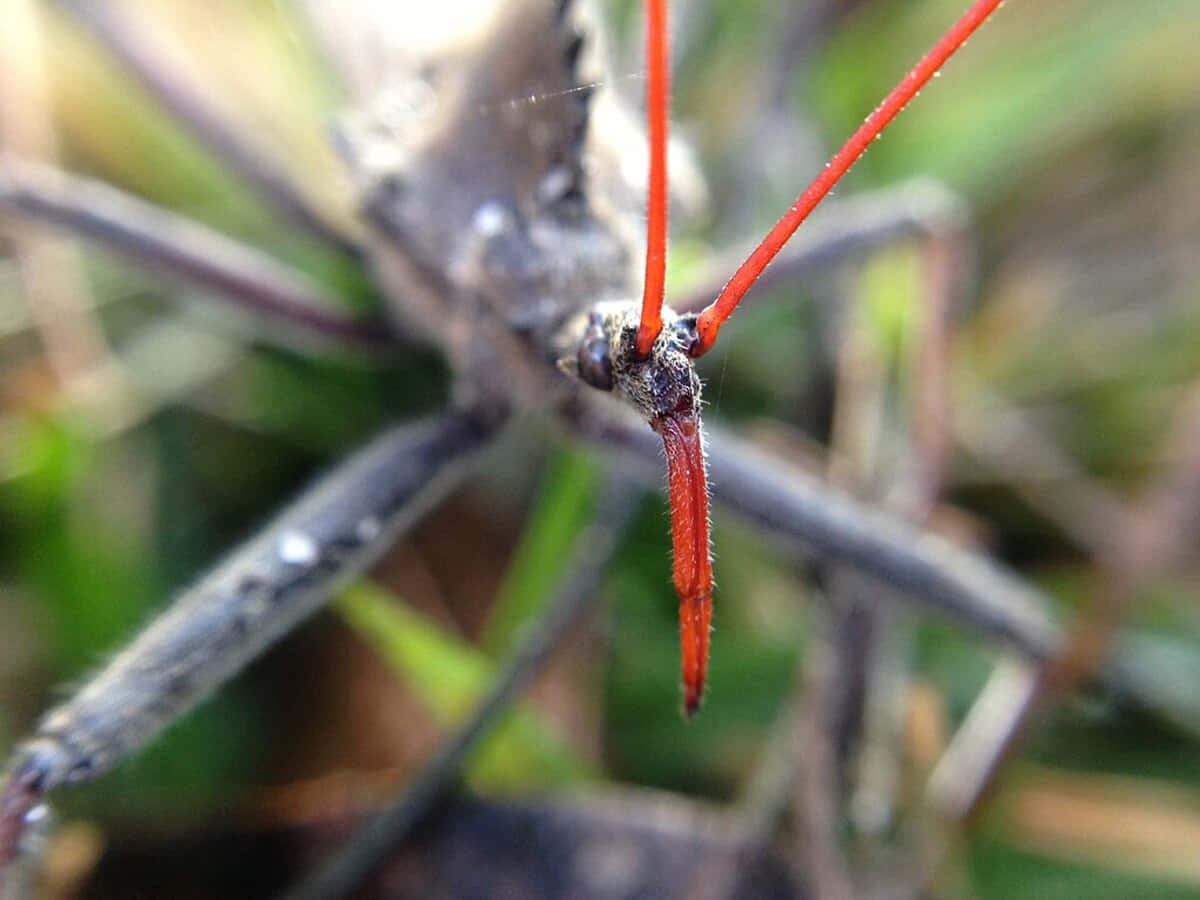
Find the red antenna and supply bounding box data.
[635,0,1005,716]
[634,0,670,358]
[632,0,1006,357]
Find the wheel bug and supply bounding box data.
[1,0,1198,895]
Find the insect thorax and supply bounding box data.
[330,0,642,412]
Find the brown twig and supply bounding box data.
[928,380,1200,824]
[56,0,362,259]
[286,474,640,899]
[0,155,392,349]
[0,0,111,385]
[795,613,857,900]
[569,394,1063,659]
[673,179,966,315]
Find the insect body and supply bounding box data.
[1,0,1189,894]
[561,301,711,713]
[562,0,1004,712]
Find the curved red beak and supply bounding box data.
[655,412,713,717]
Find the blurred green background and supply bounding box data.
[1,0,1198,896]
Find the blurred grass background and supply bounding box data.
[1,0,1198,896]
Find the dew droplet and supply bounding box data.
[472,202,511,237]
[356,517,382,542]
[278,531,318,566]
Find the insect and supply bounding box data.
[1,0,1196,895]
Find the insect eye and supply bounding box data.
[578,316,614,391]
[578,333,613,392]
